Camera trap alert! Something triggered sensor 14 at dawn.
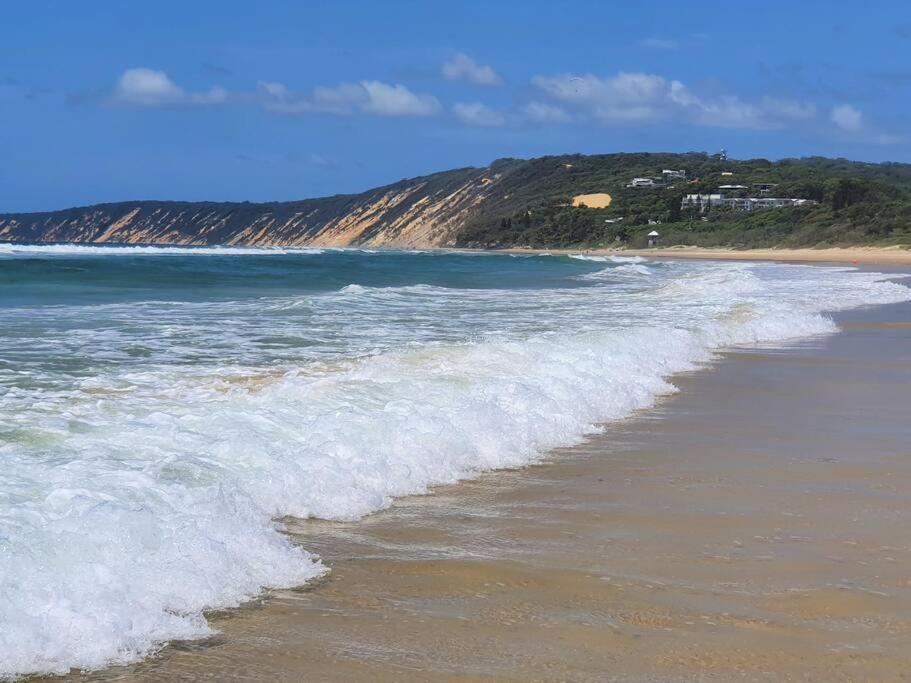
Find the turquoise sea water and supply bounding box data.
[1,244,909,677]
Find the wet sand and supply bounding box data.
[59,296,911,682]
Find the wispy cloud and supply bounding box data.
[442,53,502,86]
[760,96,816,121]
[259,80,441,117]
[97,63,902,148]
[522,101,571,123]
[830,103,904,144]
[107,72,440,118]
[452,102,505,126]
[110,68,227,106]
[831,103,863,131]
[361,81,441,116]
[532,70,818,130]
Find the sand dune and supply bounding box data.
[571,192,612,208]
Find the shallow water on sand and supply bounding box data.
[60,299,911,682]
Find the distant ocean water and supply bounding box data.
[1,244,909,677]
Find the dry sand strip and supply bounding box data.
[617,246,911,265]
[52,297,911,683]
[498,245,911,266]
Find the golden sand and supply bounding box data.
[501,244,911,265]
[571,193,612,208]
[619,245,911,265]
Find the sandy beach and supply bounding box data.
[47,275,911,682]
[499,245,911,266]
[617,246,911,266]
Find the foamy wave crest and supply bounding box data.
[568,253,647,263]
[337,283,448,297]
[0,243,324,256]
[1,259,909,677]
[324,247,380,254]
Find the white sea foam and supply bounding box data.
[568,253,647,263]
[0,243,324,256]
[1,259,909,677]
[577,263,654,280]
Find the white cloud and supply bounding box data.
[361,81,441,116]
[666,80,698,107]
[257,81,290,99]
[112,68,226,106]
[452,102,505,127]
[532,70,819,130]
[831,104,863,131]
[828,104,903,144]
[259,80,440,117]
[670,84,816,129]
[442,53,502,86]
[761,96,816,121]
[310,83,369,115]
[668,81,768,128]
[259,81,363,115]
[522,101,571,123]
[532,72,668,123]
[115,68,181,105]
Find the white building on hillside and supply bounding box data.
[681,194,724,211]
[682,193,818,213]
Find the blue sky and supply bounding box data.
[2,1,909,212]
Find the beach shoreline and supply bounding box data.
[53,278,911,682]
[492,244,911,265]
[5,241,911,266]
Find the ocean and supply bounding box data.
[1,244,909,677]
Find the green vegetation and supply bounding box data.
[456,153,911,249]
[3,152,910,250]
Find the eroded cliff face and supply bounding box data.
[0,166,500,248]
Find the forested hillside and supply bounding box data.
[456,153,911,248]
[2,153,910,249]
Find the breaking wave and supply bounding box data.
[1,254,909,677]
[0,243,324,256]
